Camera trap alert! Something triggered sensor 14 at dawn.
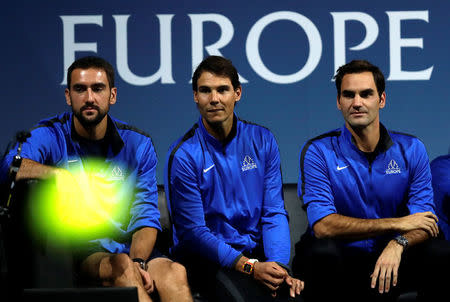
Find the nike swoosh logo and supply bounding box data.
[203,164,215,173]
[336,165,349,171]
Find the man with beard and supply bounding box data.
[292,59,450,301]
[0,56,192,302]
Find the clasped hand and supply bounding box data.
[253,261,304,297]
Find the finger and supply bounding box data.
[378,266,387,294]
[142,274,153,293]
[262,280,280,291]
[148,280,155,294]
[292,280,303,297]
[432,224,438,237]
[428,212,438,222]
[298,281,305,294]
[427,221,438,237]
[290,283,296,297]
[423,223,437,237]
[384,267,392,293]
[141,270,152,286]
[285,276,293,286]
[392,265,399,287]
[274,266,289,278]
[263,274,285,286]
[143,281,151,292]
[285,276,296,297]
[371,265,380,289]
[267,268,288,278]
[433,222,440,236]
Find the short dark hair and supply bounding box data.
[67,56,115,89]
[334,60,385,98]
[192,56,241,91]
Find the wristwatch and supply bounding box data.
[132,258,147,270]
[243,259,259,275]
[394,235,409,249]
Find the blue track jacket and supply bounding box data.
[431,154,450,240]
[1,112,160,253]
[165,116,290,268]
[298,124,435,252]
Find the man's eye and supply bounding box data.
[199,88,210,93]
[73,86,85,92]
[92,87,103,92]
[342,92,354,98]
[360,91,373,98]
[217,87,229,93]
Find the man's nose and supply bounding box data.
[352,95,363,107]
[87,88,95,102]
[210,90,219,103]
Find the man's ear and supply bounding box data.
[234,86,242,103]
[65,88,71,106]
[193,90,199,104]
[109,87,117,105]
[379,91,386,109]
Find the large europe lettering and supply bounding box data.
[60,10,433,85]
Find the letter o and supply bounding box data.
[246,11,322,84]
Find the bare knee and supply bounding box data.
[105,253,136,285]
[153,260,189,289]
[110,253,133,272]
[167,262,188,282]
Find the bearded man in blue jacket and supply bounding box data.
[1,56,192,302]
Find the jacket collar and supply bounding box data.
[70,114,124,156]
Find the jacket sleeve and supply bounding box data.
[166,150,241,268]
[406,140,435,215]
[260,133,290,265]
[1,126,60,184]
[298,142,336,229]
[127,138,161,233]
[431,155,450,240]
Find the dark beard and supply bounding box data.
[72,105,108,127]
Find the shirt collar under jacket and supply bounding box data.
[198,114,238,150]
[69,113,125,157]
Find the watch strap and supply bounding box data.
[132,258,147,270]
[394,235,408,249]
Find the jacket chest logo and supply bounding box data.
[110,166,125,180]
[385,159,401,175]
[241,155,257,172]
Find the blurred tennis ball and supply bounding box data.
[28,160,130,245]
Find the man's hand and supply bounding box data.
[253,261,287,292]
[397,212,439,237]
[134,262,154,294]
[285,275,305,297]
[370,240,403,294]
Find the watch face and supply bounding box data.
[243,263,252,273]
[138,262,145,269]
[396,236,408,247]
[133,259,146,270]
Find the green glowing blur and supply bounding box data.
[28,159,130,245]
